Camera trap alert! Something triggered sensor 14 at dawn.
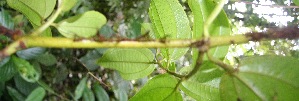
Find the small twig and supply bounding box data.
[74,58,111,89]
[155,60,185,78]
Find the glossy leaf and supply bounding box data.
[220,56,299,101]
[149,0,191,60]
[16,47,46,60]
[25,87,45,101]
[0,57,17,81]
[0,8,14,29]
[93,83,109,101]
[35,53,57,66]
[74,77,88,100]
[180,61,224,101]
[188,0,230,59]
[83,86,95,101]
[12,56,40,83]
[97,48,155,80]
[7,0,56,26]
[7,86,25,101]
[129,74,182,101]
[56,11,107,38]
[61,0,78,12]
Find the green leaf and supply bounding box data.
[93,83,109,101]
[7,0,56,26]
[0,8,14,29]
[97,48,155,80]
[7,86,25,101]
[129,74,182,101]
[293,0,299,6]
[35,53,57,66]
[16,47,46,60]
[115,89,128,101]
[188,0,230,59]
[12,56,40,83]
[37,80,56,94]
[56,11,107,38]
[220,56,299,101]
[74,77,88,100]
[180,61,224,101]
[149,0,191,61]
[0,57,17,81]
[61,0,78,12]
[83,86,95,101]
[14,75,39,95]
[79,49,103,71]
[25,87,45,101]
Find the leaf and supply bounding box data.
[93,83,109,101]
[129,74,182,101]
[0,8,14,29]
[188,0,231,59]
[114,89,128,101]
[79,49,103,71]
[220,56,299,101]
[0,57,18,81]
[7,86,25,101]
[83,86,95,101]
[35,53,57,66]
[74,77,88,100]
[56,11,107,38]
[25,87,45,101]
[149,0,191,61]
[293,0,299,6]
[12,56,40,83]
[14,75,39,95]
[180,61,224,101]
[97,48,155,80]
[16,47,46,60]
[61,0,78,12]
[7,0,56,26]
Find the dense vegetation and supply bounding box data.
[0,0,299,101]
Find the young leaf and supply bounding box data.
[83,86,95,101]
[220,56,299,101]
[55,11,107,38]
[188,0,231,59]
[61,0,78,12]
[149,0,191,60]
[12,56,40,83]
[180,61,224,101]
[0,57,18,81]
[129,74,182,101]
[25,87,45,101]
[97,48,155,80]
[7,0,56,26]
[74,77,88,100]
[7,86,25,101]
[92,83,110,101]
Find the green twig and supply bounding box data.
[184,51,205,79]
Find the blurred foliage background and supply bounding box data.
[0,0,299,100]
